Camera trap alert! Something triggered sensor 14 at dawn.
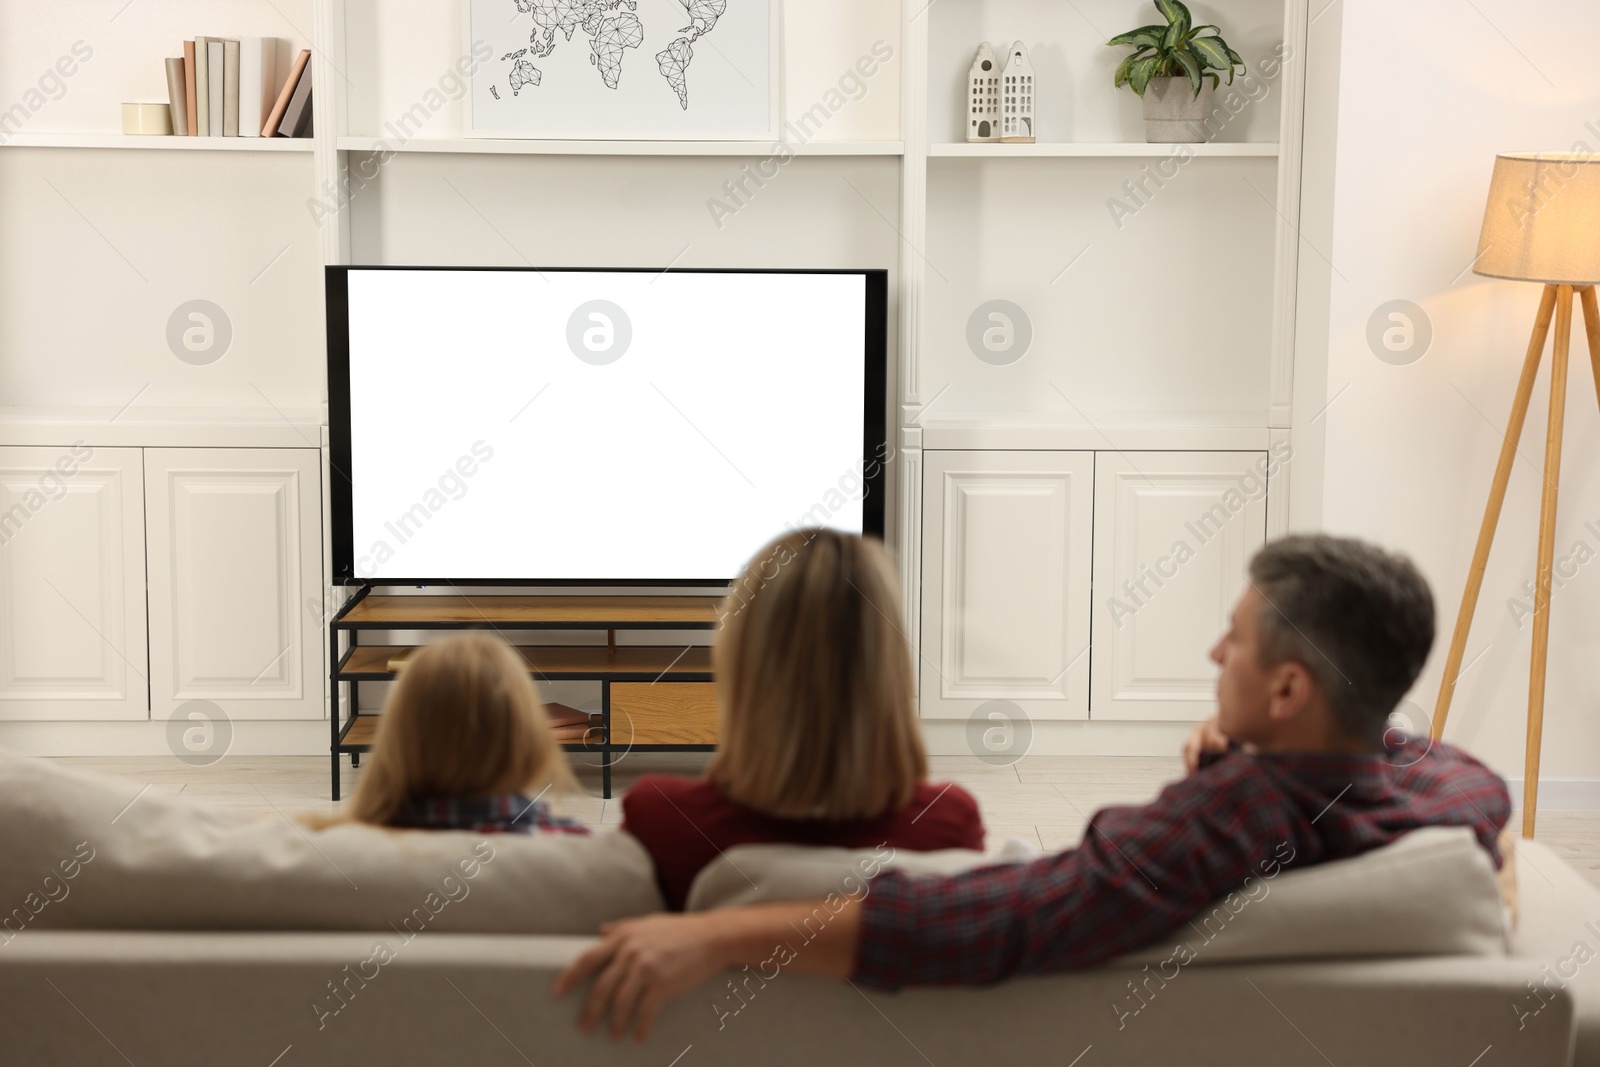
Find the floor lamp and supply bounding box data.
[1430,153,1600,838]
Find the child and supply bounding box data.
[622,529,984,909]
[329,633,589,835]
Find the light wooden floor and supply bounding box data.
[45,752,1600,889]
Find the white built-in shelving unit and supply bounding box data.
[0,0,1309,752]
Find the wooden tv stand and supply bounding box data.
[329,589,721,801]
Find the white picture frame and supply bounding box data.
[465,0,782,141]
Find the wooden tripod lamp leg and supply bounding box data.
[1431,285,1558,740]
[1581,286,1600,411]
[1524,284,1575,839]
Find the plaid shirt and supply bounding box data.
[853,735,1510,989]
[389,793,591,836]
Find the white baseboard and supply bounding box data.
[0,719,330,757]
[1503,777,1600,812]
[0,719,1194,760]
[920,719,1192,759]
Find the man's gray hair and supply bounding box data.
[1248,534,1435,742]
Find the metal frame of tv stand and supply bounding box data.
[328,585,717,803]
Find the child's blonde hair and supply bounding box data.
[706,529,925,820]
[337,633,577,827]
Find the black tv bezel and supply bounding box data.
[326,265,890,587]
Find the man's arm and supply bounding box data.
[855,765,1285,988]
[554,900,861,1041]
[560,761,1284,1032]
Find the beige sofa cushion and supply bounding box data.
[686,825,1507,963]
[0,749,661,935]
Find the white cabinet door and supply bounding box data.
[0,446,149,720]
[1090,452,1268,722]
[920,451,1094,721]
[145,449,323,721]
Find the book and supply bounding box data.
[183,41,197,137]
[222,39,240,136]
[263,49,310,137]
[237,38,275,139]
[545,702,600,742]
[164,57,188,136]
[206,39,223,136]
[278,61,314,137]
[193,37,210,135]
[543,703,595,730]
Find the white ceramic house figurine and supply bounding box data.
[1000,41,1036,143]
[966,43,1000,142]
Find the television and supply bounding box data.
[327,266,888,585]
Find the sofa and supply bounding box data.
[1,750,1596,1067]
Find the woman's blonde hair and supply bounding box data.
[333,633,577,827]
[705,529,925,820]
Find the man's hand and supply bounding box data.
[554,912,731,1042]
[555,900,862,1041]
[1182,716,1231,774]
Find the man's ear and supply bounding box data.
[1265,661,1316,723]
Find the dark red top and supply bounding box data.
[621,774,986,911]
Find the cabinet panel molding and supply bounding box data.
[1091,451,1271,722]
[0,446,149,720]
[920,450,1093,721]
[146,448,323,721]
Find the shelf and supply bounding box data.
[926,142,1278,158]
[335,137,904,157]
[338,644,713,680]
[915,415,1274,452]
[339,712,602,749]
[337,595,722,630]
[0,133,314,151]
[0,406,325,449]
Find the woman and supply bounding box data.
[622,529,984,909]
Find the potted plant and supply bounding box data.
[1108,0,1245,143]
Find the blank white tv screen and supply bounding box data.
[329,267,886,583]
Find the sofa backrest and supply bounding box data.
[685,826,1509,963]
[0,749,661,935]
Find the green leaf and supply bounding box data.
[1225,46,1244,66]
[1107,25,1166,48]
[1153,0,1192,28]
[1113,53,1137,88]
[1189,35,1233,70]
[1172,49,1204,97]
[1161,17,1189,52]
[1128,54,1163,96]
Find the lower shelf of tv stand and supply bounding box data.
[330,591,726,803]
[336,643,712,680]
[333,679,718,800]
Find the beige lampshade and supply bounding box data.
[1476,153,1600,284]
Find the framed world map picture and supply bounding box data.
[466,0,780,140]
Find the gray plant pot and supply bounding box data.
[1141,76,1214,143]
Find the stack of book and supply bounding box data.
[544,704,603,743]
[161,40,313,138]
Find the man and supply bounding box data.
[554,534,1511,1040]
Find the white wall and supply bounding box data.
[1315,0,1600,781]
